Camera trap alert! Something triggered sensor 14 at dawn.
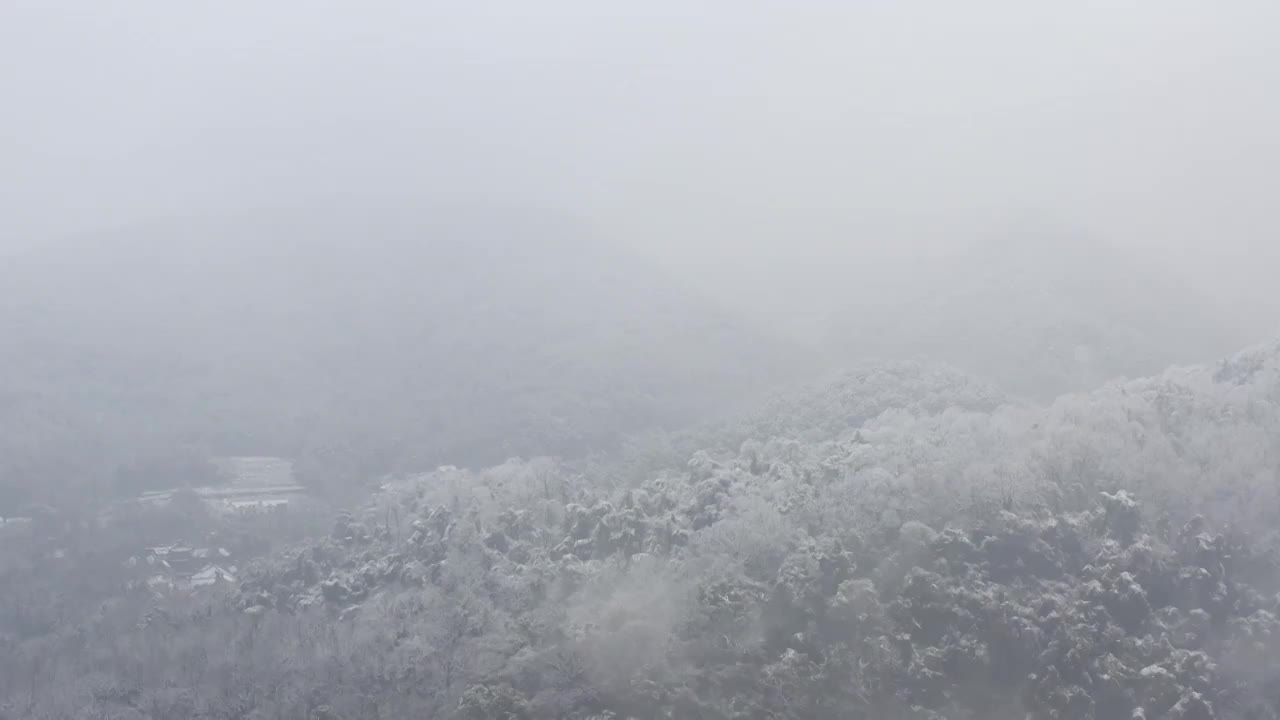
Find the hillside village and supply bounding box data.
[136,456,306,514]
[135,542,238,595]
[127,457,310,595]
[0,456,318,609]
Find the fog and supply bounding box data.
[5,1,1280,337]
[6,4,1280,719]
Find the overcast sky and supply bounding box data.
[4,1,1279,328]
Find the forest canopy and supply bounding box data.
[4,340,1279,719]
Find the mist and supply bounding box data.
[5,3,1280,719]
[6,1,1280,337]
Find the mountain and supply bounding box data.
[7,340,1280,719]
[0,204,796,505]
[827,227,1254,398]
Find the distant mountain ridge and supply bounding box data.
[0,204,797,505]
[828,227,1252,398]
